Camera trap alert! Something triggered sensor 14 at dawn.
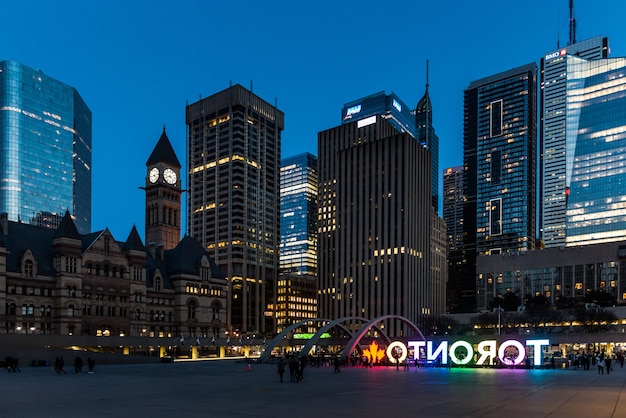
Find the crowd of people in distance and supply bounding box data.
[568,350,625,374]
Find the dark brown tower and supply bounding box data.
[145,128,182,250]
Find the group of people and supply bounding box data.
[276,356,307,382]
[54,355,95,375]
[5,356,21,372]
[569,350,625,374]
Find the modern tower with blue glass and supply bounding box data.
[565,55,626,246]
[278,152,318,331]
[0,61,92,233]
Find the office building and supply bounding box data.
[464,63,537,256]
[341,91,415,137]
[443,166,470,312]
[186,84,283,336]
[416,77,439,211]
[540,36,609,247]
[565,55,626,246]
[318,115,434,335]
[460,63,537,312]
[0,60,92,233]
[476,240,626,311]
[277,153,318,332]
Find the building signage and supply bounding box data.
[392,99,402,112]
[545,48,567,61]
[378,338,550,366]
[346,104,362,116]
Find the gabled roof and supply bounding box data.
[146,128,181,168]
[0,221,57,275]
[52,210,81,240]
[122,225,145,251]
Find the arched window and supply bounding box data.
[154,277,162,292]
[28,304,34,316]
[8,303,16,315]
[21,304,27,316]
[103,264,109,277]
[87,263,93,274]
[67,305,74,317]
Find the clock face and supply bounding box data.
[163,168,177,185]
[149,167,159,183]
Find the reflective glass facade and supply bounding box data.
[0,61,91,233]
[279,153,318,276]
[465,64,537,256]
[416,88,439,211]
[540,36,608,248]
[341,91,415,137]
[565,56,626,246]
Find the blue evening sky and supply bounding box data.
[2,1,626,241]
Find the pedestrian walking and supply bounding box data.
[333,356,341,373]
[87,357,95,373]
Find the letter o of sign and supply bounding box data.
[386,341,408,363]
[449,340,473,365]
[498,340,526,366]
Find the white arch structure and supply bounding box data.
[338,314,425,362]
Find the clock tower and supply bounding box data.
[145,128,182,250]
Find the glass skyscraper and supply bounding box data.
[565,56,626,246]
[416,83,439,211]
[464,63,537,256]
[277,153,318,332]
[0,60,92,233]
[540,36,608,248]
[279,153,318,276]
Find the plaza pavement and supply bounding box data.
[1,359,626,417]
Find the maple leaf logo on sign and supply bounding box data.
[363,341,386,363]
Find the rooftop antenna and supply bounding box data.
[557,11,560,49]
[568,0,576,46]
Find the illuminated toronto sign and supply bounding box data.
[367,338,550,367]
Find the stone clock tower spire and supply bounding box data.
[145,128,182,250]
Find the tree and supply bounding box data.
[488,291,522,312]
[585,290,617,308]
[575,307,618,333]
[523,295,563,333]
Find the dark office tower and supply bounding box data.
[145,129,182,250]
[318,115,433,335]
[443,166,468,313]
[277,153,318,332]
[416,66,439,212]
[540,36,609,248]
[186,84,283,336]
[341,91,415,136]
[443,166,464,251]
[461,64,537,311]
[0,61,92,233]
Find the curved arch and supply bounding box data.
[260,318,332,362]
[339,315,425,362]
[298,316,390,359]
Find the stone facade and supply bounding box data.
[0,212,227,339]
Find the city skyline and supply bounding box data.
[2,1,626,240]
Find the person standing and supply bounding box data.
[597,354,605,374]
[277,358,285,382]
[605,353,612,375]
[87,357,95,374]
[74,356,83,374]
[333,356,341,373]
